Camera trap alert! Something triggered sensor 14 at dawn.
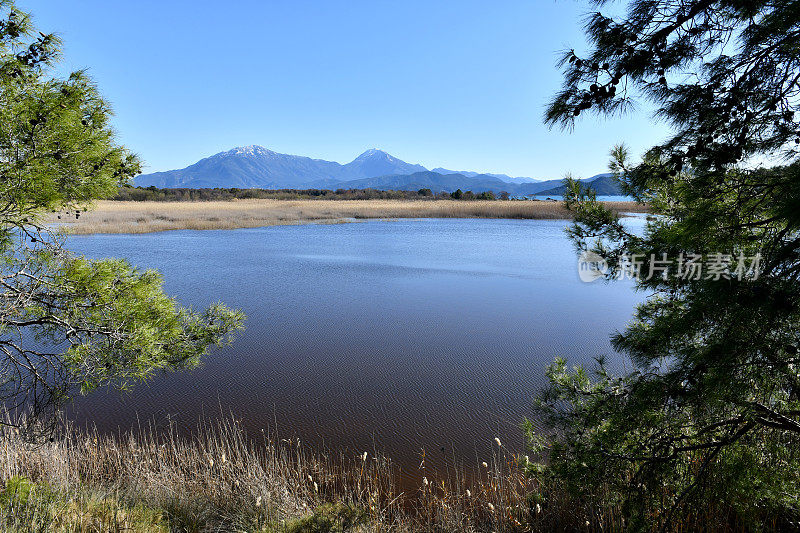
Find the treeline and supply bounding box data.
[111,185,509,202]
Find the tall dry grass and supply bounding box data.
[0,418,622,532]
[46,199,649,235]
[0,418,768,531]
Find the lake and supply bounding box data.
[66,218,643,484]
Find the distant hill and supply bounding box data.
[317,171,621,196]
[532,173,621,196]
[431,168,541,183]
[134,145,620,195]
[135,147,428,189]
[308,171,511,193]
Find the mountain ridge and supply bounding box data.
[321,171,618,196]
[134,146,621,195]
[431,168,540,183]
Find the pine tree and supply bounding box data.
[531,1,800,528]
[0,1,244,438]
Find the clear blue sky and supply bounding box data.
[29,0,668,178]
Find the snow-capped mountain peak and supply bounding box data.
[225,145,276,157]
[354,148,391,160]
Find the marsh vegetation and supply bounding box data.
[0,418,762,532]
[49,199,648,234]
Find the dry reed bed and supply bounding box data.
[47,199,649,235]
[0,419,618,532]
[0,420,763,531]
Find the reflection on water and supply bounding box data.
[66,218,643,484]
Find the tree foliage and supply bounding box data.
[532,0,800,529]
[0,0,244,437]
[110,185,484,202]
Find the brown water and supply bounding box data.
[66,218,643,485]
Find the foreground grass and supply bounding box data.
[0,418,767,532]
[0,418,615,532]
[46,199,649,234]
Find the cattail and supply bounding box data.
[482,461,488,468]
[308,474,313,482]
[466,490,471,497]
[313,482,318,492]
[494,437,502,447]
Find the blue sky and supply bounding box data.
[29,0,669,178]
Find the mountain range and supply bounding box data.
[134,146,621,196]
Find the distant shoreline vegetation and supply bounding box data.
[51,196,649,235]
[112,185,627,203]
[114,185,513,202]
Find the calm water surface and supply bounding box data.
[66,218,643,483]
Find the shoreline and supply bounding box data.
[48,198,649,235]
